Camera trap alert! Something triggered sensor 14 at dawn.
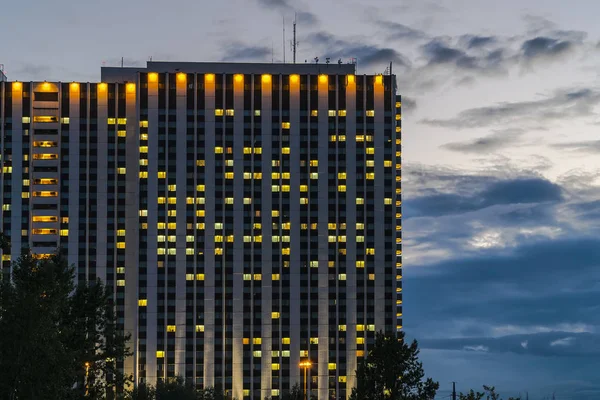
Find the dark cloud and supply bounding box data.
[420,332,600,358]
[463,35,496,49]
[378,20,428,41]
[550,140,600,154]
[419,38,507,74]
[521,37,574,61]
[221,43,272,62]
[400,96,417,112]
[421,87,600,129]
[442,129,524,153]
[304,31,411,70]
[254,0,318,25]
[405,177,562,218]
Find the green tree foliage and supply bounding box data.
[459,386,521,400]
[349,331,439,400]
[281,383,303,400]
[0,252,131,399]
[126,378,228,400]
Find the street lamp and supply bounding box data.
[84,362,91,396]
[299,360,312,400]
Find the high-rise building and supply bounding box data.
[0,62,402,400]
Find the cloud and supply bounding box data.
[550,140,600,154]
[221,43,272,62]
[462,35,496,49]
[254,0,318,25]
[421,87,600,129]
[550,337,575,347]
[405,177,562,218]
[401,96,417,112]
[442,129,525,153]
[420,332,600,357]
[378,20,428,41]
[521,36,576,62]
[304,31,412,70]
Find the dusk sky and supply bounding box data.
[3,0,600,398]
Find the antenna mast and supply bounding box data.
[292,13,298,64]
[283,16,286,63]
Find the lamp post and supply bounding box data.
[84,362,90,396]
[299,360,312,400]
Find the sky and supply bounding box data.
[2,0,600,398]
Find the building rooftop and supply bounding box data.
[101,61,357,82]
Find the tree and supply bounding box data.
[0,251,131,399]
[282,383,303,400]
[349,331,439,400]
[459,386,521,400]
[155,377,197,400]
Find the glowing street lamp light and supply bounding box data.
[299,360,312,400]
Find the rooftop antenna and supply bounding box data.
[314,57,319,64]
[283,16,286,63]
[121,57,124,68]
[272,41,274,63]
[291,13,299,64]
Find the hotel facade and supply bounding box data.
[0,62,402,399]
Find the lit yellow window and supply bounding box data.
[310,173,318,180]
[156,351,165,358]
[254,172,262,179]
[117,130,126,137]
[139,146,148,153]
[168,184,176,191]
[117,168,126,175]
[367,248,375,255]
[282,147,290,154]
[310,160,318,167]
[166,325,176,333]
[384,198,392,205]
[254,110,261,116]
[338,274,346,280]
[254,147,262,154]
[356,236,364,242]
[366,173,375,180]
[215,109,224,116]
[339,325,346,331]
[338,172,346,180]
[196,325,205,332]
[117,229,126,236]
[225,109,234,116]
[117,118,127,125]
[33,141,57,148]
[338,110,347,117]
[139,159,148,166]
[197,160,205,167]
[328,363,337,370]
[282,122,290,129]
[116,242,125,249]
[139,171,148,178]
[281,248,290,255]
[196,274,205,281]
[60,229,69,236]
[272,210,280,217]
[328,235,336,243]
[356,198,364,205]
[225,172,234,179]
[272,312,280,319]
[139,120,149,128]
[32,216,58,223]
[311,110,318,117]
[338,185,346,192]
[158,171,166,179]
[330,135,337,142]
[34,178,57,185]
[33,191,58,197]
[116,280,125,286]
[138,299,147,307]
[167,222,176,229]
[215,146,223,154]
[33,153,58,160]
[253,337,262,345]
[253,350,262,357]
[366,110,375,117]
[310,337,318,345]
[22,117,31,123]
[356,261,365,268]
[366,147,375,155]
[215,248,223,255]
[300,185,308,192]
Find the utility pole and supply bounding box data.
[452,382,457,400]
